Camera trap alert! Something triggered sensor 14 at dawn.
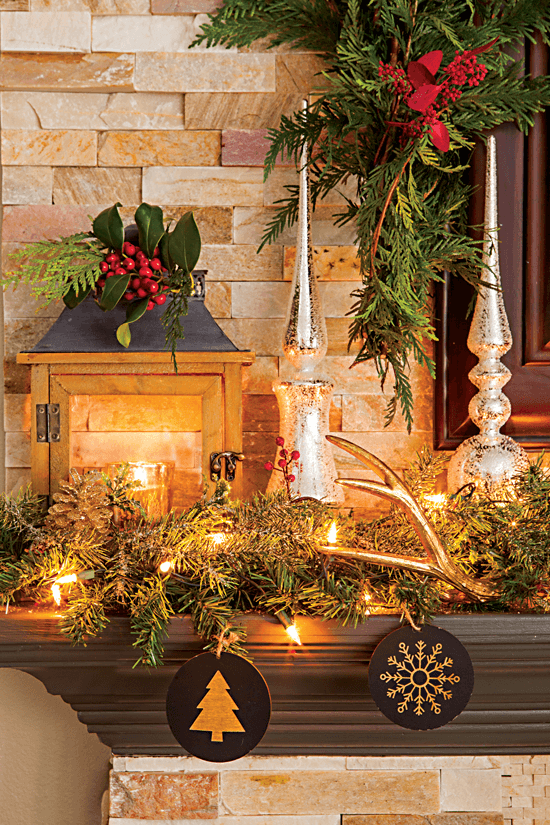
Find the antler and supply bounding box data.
[321,436,499,602]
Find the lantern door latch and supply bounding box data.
[210,451,245,482]
[36,404,60,443]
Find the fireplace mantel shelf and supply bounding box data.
[1,610,549,755]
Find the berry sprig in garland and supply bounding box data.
[192,0,550,429]
[264,436,300,498]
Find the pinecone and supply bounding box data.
[44,469,112,536]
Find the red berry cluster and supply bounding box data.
[264,436,300,499]
[96,241,169,311]
[378,61,411,96]
[444,51,487,88]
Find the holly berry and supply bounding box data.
[123,291,135,301]
[148,282,160,294]
[137,287,148,298]
[131,278,141,290]
[122,258,135,270]
[154,294,167,305]
[139,266,153,278]
[99,261,109,273]
[114,266,127,276]
[146,300,155,310]
[123,241,136,257]
[150,258,162,271]
[106,252,120,265]
[97,277,106,287]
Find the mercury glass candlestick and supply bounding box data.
[447,135,529,497]
[267,100,344,505]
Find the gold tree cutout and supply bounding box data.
[190,671,245,742]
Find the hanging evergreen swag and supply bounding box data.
[192,0,550,429]
[3,452,550,666]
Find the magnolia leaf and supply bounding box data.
[116,322,132,348]
[159,232,175,273]
[92,203,124,251]
[417,50,443,76]
[167,211,201,274]
[406,84,441,112]
[100,272,131,311]
[63,283,92,309]
[126,296,150,324]
[135,203,165,258]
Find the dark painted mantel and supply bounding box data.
[1,610,549,755]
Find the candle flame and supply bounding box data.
[327,522,337,544]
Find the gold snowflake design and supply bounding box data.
[380,639,460,716]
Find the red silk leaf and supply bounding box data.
[467,37,499,56]
[406,84,440,112]
[418,50,443,75]
[430,120,450,152]
[407,60,436,89]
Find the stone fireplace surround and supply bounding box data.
[108,753,539,824]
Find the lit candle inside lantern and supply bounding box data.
[107,461,175,519]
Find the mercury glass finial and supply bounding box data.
[282,99,328,374]
[447,135,529,496]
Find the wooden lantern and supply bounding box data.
[16,283,255,506]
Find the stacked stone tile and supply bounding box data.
[108,754,513,823]
[0,0,433,505]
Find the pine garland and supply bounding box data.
[3,451,550,665]
[193,0,550,430]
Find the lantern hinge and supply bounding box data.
[36,404,60,443]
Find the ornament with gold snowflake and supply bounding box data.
[379,639,460,716]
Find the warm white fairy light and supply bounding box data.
[159,560,172,574]
[210,533,226,546]
[51,573,77,606]
[285,623,302,645]
[327,521,337,544]
[424,493,447,507]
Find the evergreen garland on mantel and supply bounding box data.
[193,0,550,429]
[3,451,550,667]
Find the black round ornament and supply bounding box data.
[166,651,271,762]
[368,624,474,730]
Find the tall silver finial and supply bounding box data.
[447,135,529,496]
[281,99,328,374]
[267,99,344,505]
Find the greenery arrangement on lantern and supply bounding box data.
[193,0,550,429]
[3,448,550,666]
[3,202,201,366]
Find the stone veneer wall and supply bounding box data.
[0,0,433,509]
[108,753,550,824]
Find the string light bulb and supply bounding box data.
[210,533,226,546]
[327,521,338,544]
[424,493,447,507]
[159,560,172,574]
[276,610,302,645]
[51,573,77,606]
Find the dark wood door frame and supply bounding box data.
[434,37,550,450]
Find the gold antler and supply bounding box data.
[321,436,499,602]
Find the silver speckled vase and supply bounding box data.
[447,135,529,497]
[267,100,344,504]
